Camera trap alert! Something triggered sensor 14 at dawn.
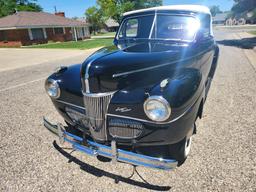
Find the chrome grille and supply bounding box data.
[83,92,115,141]
[108,118,144,139]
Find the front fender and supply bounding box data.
[47,64,84,107]
[108,68,203,123]
[151,68,203,112]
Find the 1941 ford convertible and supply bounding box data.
[43,5,219,170]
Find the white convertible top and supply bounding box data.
[123,5,211,16]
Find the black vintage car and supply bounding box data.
[44,5,219,170]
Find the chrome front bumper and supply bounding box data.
[43,117,177,170]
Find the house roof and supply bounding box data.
[0,11,88,30]
[123,5,211,16]
[105,18,119,28]
[213,13,228,22]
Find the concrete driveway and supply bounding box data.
[0,31,255,192]
[0,48,99,72]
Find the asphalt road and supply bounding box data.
[0,30,255,192]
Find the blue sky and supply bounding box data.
[37,0,234,18]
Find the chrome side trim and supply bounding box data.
[107,102,193,125]
[55,100,85,110]
[112,49,209,78]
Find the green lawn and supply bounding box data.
[25,38,114,49]
[249,31,256,36]
[93,32,116,37]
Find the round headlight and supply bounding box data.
[45,79,60,98]
[144,96,171,122]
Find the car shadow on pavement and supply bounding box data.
[53,141,171,191]
[217,37,256,49]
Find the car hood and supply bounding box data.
[81,41,197,93]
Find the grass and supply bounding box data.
[25,38,114,49]
[93,32,116,37]
[249,31,256,36]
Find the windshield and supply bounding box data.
[117,14,201,42]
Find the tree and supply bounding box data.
[210,5,222,16]
[231,0,256,23]
[85,6,103,34]
[232,0,256,14]
[132,0,162,9]
[97,0,134,23]
[86,0,163,25]
[0,0,16,18]
[0,0,42,18]
[16,0,42,12]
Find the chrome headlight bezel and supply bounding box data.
[45,79,60,99]
[143,96,171,122]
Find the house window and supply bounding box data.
[0,31,7,41]
[31,28,45,40]
[82,27,85,36]
[54,28,64,34]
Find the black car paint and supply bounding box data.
[47,10,218,146]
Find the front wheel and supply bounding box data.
[168,136,192,166]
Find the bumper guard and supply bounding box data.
[43,117,177,170]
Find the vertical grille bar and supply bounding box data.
[83,92,114,141]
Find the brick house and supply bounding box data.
[0,11,90,47]
[212,13,228,25]
[104,18,119,32]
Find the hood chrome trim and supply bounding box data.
[112,49,211,78]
